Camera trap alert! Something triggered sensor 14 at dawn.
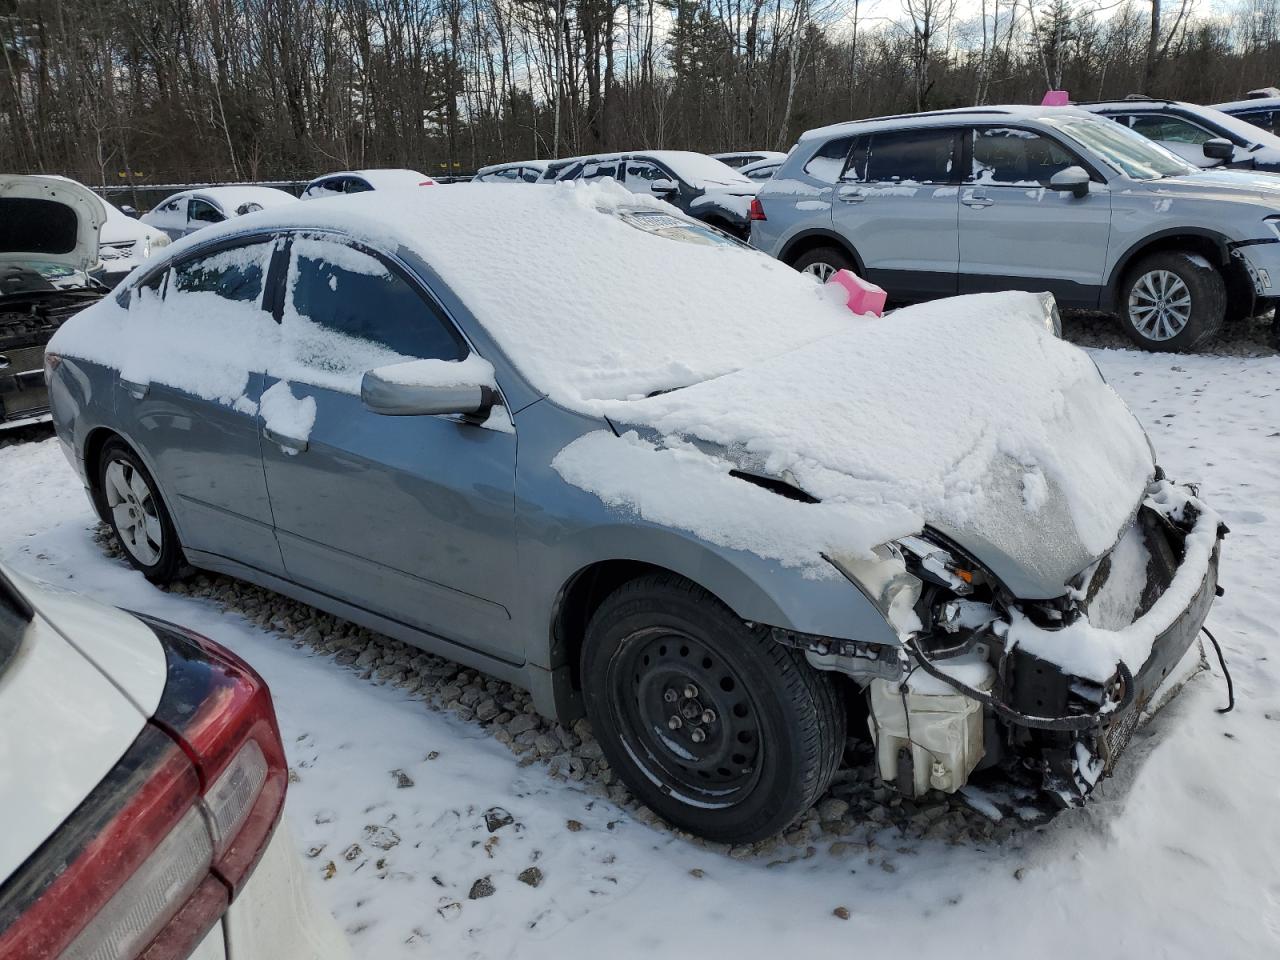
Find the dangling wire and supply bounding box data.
[1201,626,1235,714]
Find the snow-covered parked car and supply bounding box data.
[45,183,1226,842]
[738,156,784,181]
[711,150,787,169]
[0,564,348,959]
[543,151,759,237]
[141,186,297,241]
[1213,88,1280,136]
[98,198,171,285]
[1,175,107,430]
[301,169,436,200]
[1079,98,1280,172]
[472,160,549,183]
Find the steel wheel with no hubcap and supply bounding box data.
[1128,269,1192,341]
[608,627,763,807]
[104,458,163,566]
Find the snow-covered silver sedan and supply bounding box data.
[45,183,1225,842]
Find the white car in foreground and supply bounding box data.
[141,187,298,241]
[0,565,348,960]
[301,169,436,200]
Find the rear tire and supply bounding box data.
[790,245,854,283]
[581,573,845,843]
[95,439,187,584]
[1118,250,1226,352]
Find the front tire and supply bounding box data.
[790,245,853,283]
[95,439,187,584]
[581,574,845,843]
[1119,251,1226,351]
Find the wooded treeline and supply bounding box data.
[5,0,1280,183]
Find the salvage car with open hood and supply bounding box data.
[44,182,1226,841]
[0,175,106,430]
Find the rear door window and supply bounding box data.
[171,242,272,304]
[864,128,957,183]
[1233,108,1277,134]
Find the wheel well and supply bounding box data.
[81,428,125,522]
[779,232,861,272]
[553,560,684,690]
[1110,233,1231,297]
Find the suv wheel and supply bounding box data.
[791,245,853,283]
[95,439,188,584]
[581,573,845,843]
[1119,251,1227,351]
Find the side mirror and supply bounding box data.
[120,205,139,219]
[1202,138,1235,161]
[361,357,497,419]
[1048,165,1090,199]
[649,178,678,196]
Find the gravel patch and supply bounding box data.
[1062,308,1278,356]
[91,522,1028,856]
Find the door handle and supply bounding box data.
[962,194,994,208]
[836,185,866,203]
[263,425,308,453]
[120,378,149,399]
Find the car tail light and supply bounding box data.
[0,619,287,959]
[749,197,766,221]
[419,180,436,186]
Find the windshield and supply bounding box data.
[1045,116,1196,179]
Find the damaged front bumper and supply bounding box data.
[789,479,1228,808]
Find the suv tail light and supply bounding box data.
[749,197,767,221]
[0,618,287,959]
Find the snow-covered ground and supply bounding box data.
[1,341,1277,959]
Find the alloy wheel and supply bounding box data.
[103,458,163,566]
[802,261,837,282]
[608,627,763,807]
[1128,269,1192,341]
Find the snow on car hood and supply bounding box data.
[557,292,1154,598]
[0,174,106,273]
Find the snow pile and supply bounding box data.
[260,381,317,453]
[373,354,496,389]
[569,292,1153,584]
[552,431,917,575]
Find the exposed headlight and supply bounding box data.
[827,544,923,639]
[151,233,171,251]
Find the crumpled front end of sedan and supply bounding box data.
[791,478,1226,808]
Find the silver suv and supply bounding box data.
[752,105,1280,350]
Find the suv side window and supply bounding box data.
[582,160,621,181]
[803,136,854,182]
[1233,108,1277,134]
[971,127,1077,185]
[1124,113,1215,144]
[285,238,466,378]
[171,241,273,304]
[864,128,957,183]
[188,198,225,224]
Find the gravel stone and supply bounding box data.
[468,877,495,900]
[517,866,544,888]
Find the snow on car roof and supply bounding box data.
[799,104,1100,142]
[475,160,549,177]
[555,151,751,186]
[187,186,297,213]
[344,169,435,188]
